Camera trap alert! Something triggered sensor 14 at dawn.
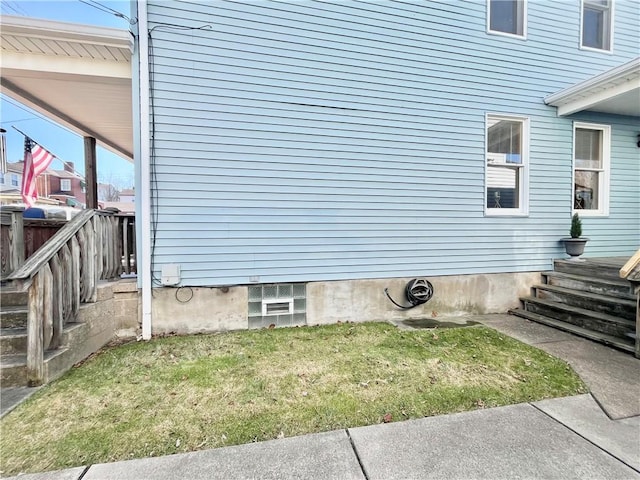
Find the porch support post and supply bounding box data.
[84,136,98,209]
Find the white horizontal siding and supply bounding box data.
[146,0,640,286]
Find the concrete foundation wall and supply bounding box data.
[111,280,141,338]
[152,286,248,334]
[150,272,540,335]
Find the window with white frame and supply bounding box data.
[573,123,610,215]
[486,114,529,215]
[10,174,19,187]
[488,0,526,37]
[60,178,71,192]
[581,0,612,51]
[0,171,5,184]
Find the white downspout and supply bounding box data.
[137,0,152,340]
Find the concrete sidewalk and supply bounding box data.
[6,394,639,480]
[4,315,640,479]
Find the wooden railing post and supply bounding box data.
[50,255,63,349]
[620,250,640,359]
[26,273,44,386]
[1,206,25,277]
[70,236,80,320]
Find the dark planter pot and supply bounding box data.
[562,237,589,260]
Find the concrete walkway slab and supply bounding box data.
[1,386,40,419]
[539,339,640,419]
[474,314,581,345]
[476,314,640,419]
[82,430,364,480]
[534,394,640,472]
[2,467,86,480]
[348,403,640,480]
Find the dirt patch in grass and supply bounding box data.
[0,322,587,476]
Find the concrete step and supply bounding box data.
[509,309,635,354]
[0,322,89,387]
[542,271,635,300]
[0,348,70,387]
[0,305,27,329]
[533,284,636,322]
[0,322,87,356]
[520,297,634,340]
[554,259,625,282]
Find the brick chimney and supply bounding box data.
[64,161,74,173]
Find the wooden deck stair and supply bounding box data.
[510,257,637,354]
[1,287,97,387]
[1,208,137,388]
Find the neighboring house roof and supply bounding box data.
[49,169,82,179]
[0,14,133,160]
[5,161,23,174]
[100,201,135,213]
[545,57,640,117]
[120,188,135,196]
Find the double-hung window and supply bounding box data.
[581,0,613,51]
[573,123,610,216]
[10,174,19,187]
[485,114,529,216]
[60,179,71,192]
[488,0,526,38]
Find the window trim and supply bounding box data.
[572,122,610,217]
[484,113,530,217]
[10,173,19,187]
[60,178,72,192]
[487,0,527,39]
[579,0,614,53]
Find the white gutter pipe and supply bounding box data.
[137,0,152,340]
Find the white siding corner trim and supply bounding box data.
[138,0,152,340]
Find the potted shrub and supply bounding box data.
[562,213,589,260]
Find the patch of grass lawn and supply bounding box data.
[0,322,587,476]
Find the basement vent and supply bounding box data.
[263,300,293,316]
[248,283,306,329]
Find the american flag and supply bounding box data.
[21,136,55,207]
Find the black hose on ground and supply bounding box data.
[384,278,434,310]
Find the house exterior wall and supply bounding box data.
[144,0,639,290]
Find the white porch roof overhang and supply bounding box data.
[0,15,133,160]
[545,57,640,118]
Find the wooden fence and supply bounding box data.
[2,209,136,385]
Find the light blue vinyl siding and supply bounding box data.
[146,0,640,286]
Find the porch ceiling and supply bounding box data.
[0,15,133,160]
[545,57,640,117]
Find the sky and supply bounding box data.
[0,0,135,188]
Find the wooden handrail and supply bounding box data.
[620,249,640,281]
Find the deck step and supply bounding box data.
[541,271,635,300]
[0,288,28,307]
[0,306,27,329]
[520,297,634,339]
[0,327,28,355]
[533,284,636,321]
[509,309,635,354]
[554,259,626,281]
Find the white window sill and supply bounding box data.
[487,29,526,40]
[579,45,613,54]
[572,210,609,217]
[485,210,529,217]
